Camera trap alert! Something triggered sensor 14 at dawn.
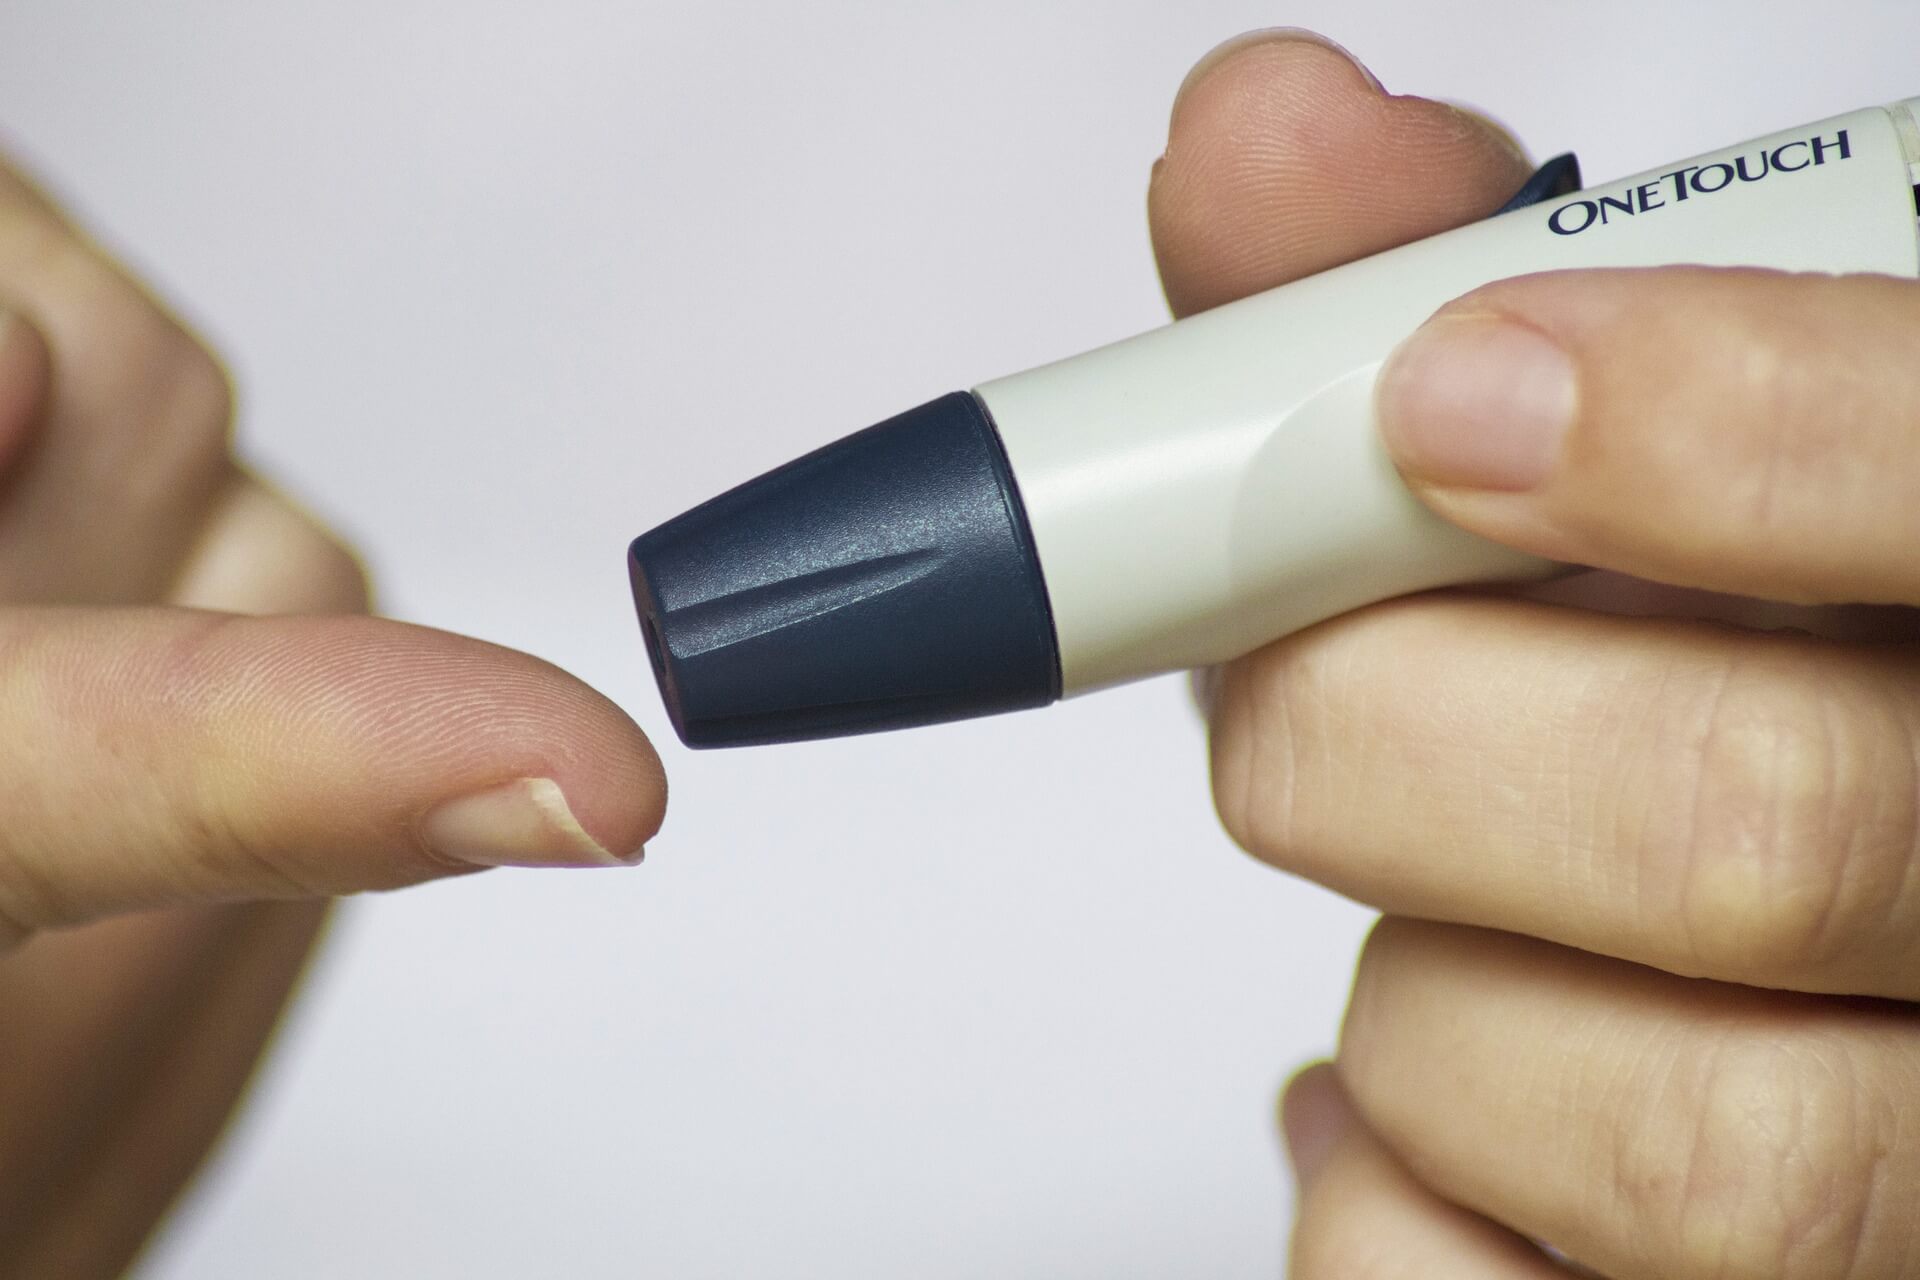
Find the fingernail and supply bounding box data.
[1377,314,1577,491]
[1280,1063,1350,1186]
[422,778,643,868]
[1173,28,1384,123]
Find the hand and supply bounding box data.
[1154,31,1920,1279]
[0,153,666,1274]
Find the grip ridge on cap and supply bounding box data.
[629,392,1061,747]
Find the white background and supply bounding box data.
[0,3,1913,1276]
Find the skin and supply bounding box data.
[10,26,1914,1279]
[1151,30,1920,1279]
[0,155,667,1274]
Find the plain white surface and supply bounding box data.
[0,4,1913,1277]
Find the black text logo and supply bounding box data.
[1548,131,1852,236]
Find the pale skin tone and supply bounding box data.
[0,156,666,1274]
[9,27,1919,1280]
[1151,30,1920,1280]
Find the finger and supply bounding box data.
[1150,28,1533,316]
[0,307,48,476]
[0,466,359,1272]
[168,466,372,616]
[0,900,326,1276]
[1211,592,1920,999]
[1284,1063,1575,1278]
[1340,920,1920,1280]
[1377,268,1920,606]
[0,146,72,225]
[0,610,667,947]
[0,184,232,604]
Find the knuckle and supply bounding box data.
[280,507,374,615]
[1644,1039,1893,1279]
[12,214,238,459]
[1335,919,1411,1086]
[1667,652,1918,982]
[176,788,322,901]
[1207,639,1331,870]
[1289,1197,1426,1280]
[1715,305,1850,556]
[1658,278,1879,585]
[0,203,74,283]
[170,331,236,422]
[309,534,373,615]
[0,849,68,940]
[156,615,328,896]
[0,636,96,934]
[154,328,237,458]
[1720,332,1805,533]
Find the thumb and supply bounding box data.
[0,608,666,947]
[1374,267,1920,606]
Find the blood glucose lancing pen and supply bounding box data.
[629,97,1920,748]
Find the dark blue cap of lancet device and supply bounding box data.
[628,392,1062,748]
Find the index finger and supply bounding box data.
[0,610,668,947]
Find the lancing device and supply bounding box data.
[631,97,1920,748]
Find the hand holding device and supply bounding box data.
[0,152,666,1276]
[1145,32,1920,1280]
[630,41,1919,749]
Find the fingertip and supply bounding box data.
[1154,32,1395,313]
[1152,31,1536,316]
[412,633,671,865]
[186,614,671,880]
[557,689,669,863]
[0,609,677,931]
[1168,28,1385,140]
